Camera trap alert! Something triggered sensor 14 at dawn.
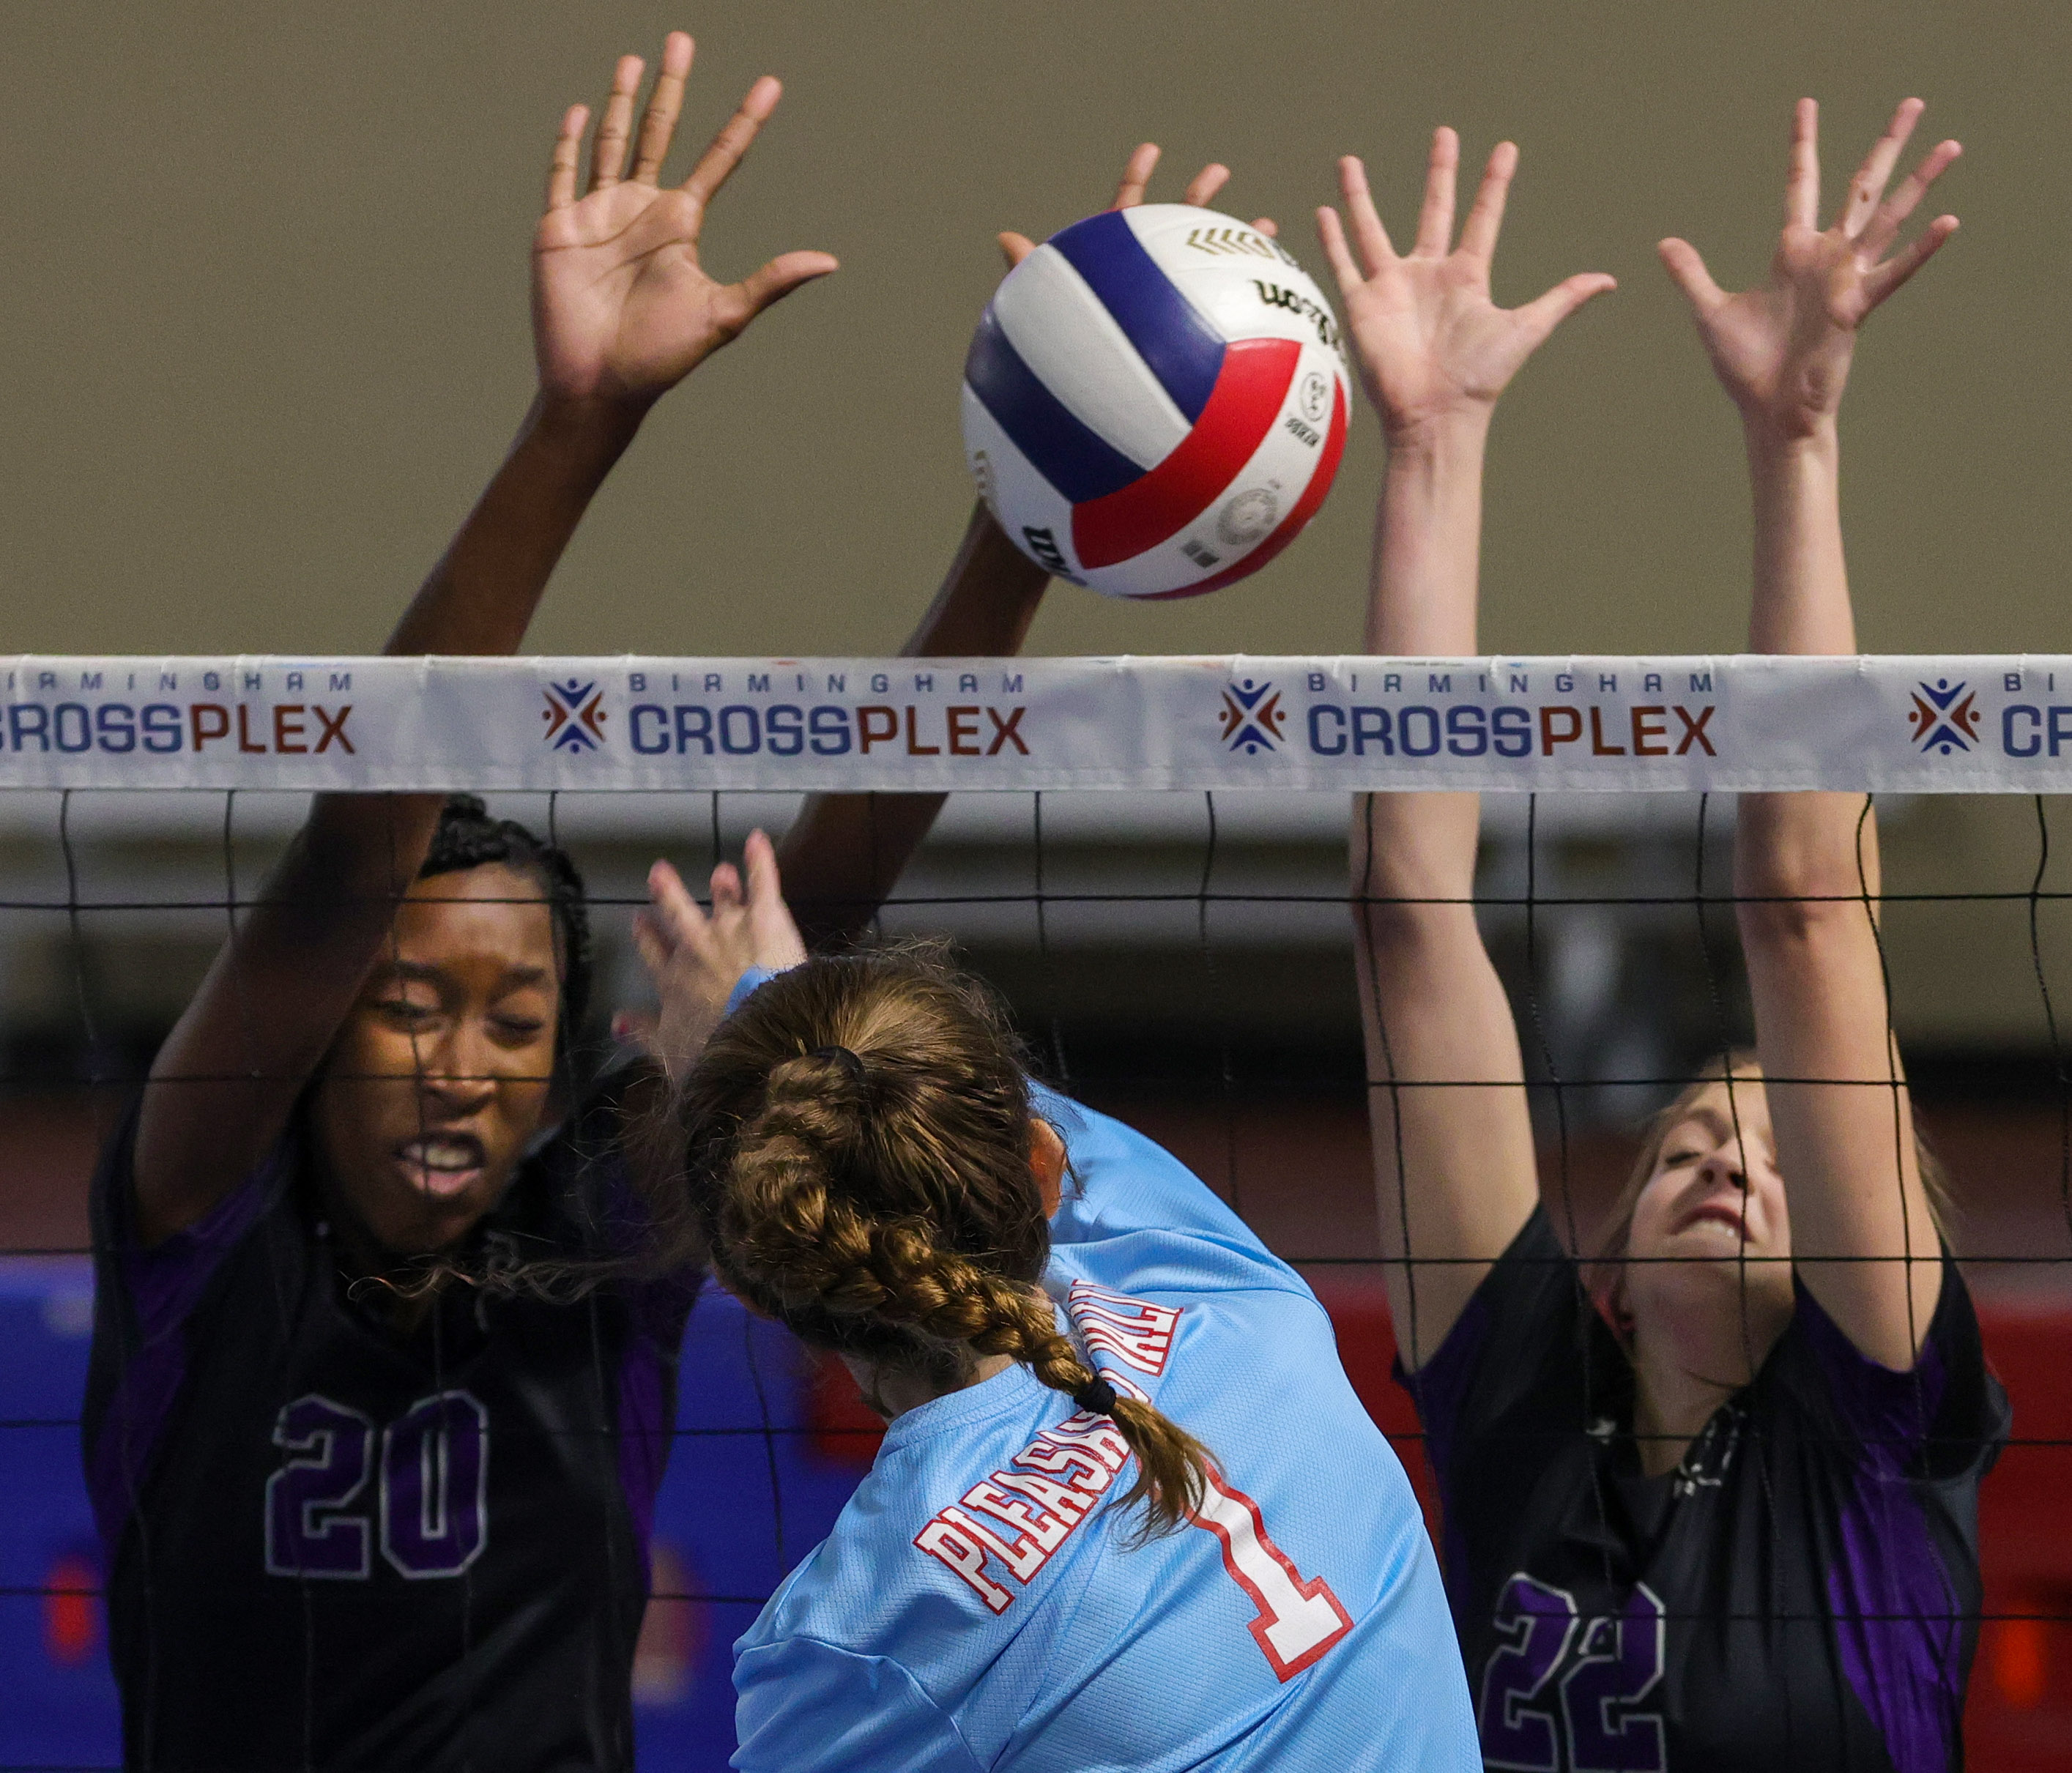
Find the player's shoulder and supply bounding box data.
[1424,1203,1577,1364]
[1031,1082,1310,1297]
[91,1093,304,1337]
[1029,1081,1195,1191]
[1770,1257,2008,1480]
[741,1363,1113,1665]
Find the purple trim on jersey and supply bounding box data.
[1794,1281,1963,1773]
[88,1155,278,1553]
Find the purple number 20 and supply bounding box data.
[381,1391,489,1578]
[265,1390,489,1581]
[1478,1574,1666,1773]
[266,1394,375,1579]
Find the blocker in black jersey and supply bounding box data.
[83,1075,697,1773]
[1402,1207,2008,1773]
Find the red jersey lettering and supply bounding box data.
[1068,1280,1181,1376]
[963,1482,1073,1555]
[940,1504,1048,1581]
[1191,1471,1353,1681]
[989,1468,1091,1521]
[910,1411,1136,1611]
[914,1517,1012,1614]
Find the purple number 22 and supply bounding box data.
[1478,1573,1666,1773]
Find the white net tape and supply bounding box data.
[3,654,2067,793]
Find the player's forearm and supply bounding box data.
[348,398,643,915]
[1745,420,1853,659]
[137,792,450,1238]
[385,393,645,658]
[1737,419,1874,915]
[1355,412,1492,907]
[1367,411,1491,655]
[776,793,942,949]
[1353,415,1529,1186]
[894,502,1051,659]
[778,505,1049,947]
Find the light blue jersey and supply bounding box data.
[730,1082,1479,1772]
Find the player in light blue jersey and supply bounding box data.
[620,839,1479,1773]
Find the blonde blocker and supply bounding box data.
[674,944,1213,1536]
[1581,1049,1956,1321]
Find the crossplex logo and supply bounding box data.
[1219,678,1285,754]
[543,679,608,754]
[1908,677,1979,755]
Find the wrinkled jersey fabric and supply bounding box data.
[1404,1206,2007,1773]
[85,1075,698,1772]
[732,1083,1479,1772]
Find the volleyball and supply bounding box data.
[961,204,1350,600]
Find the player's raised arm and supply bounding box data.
[1321,133,1614,1364]
[133,34,833,1242]
[1663,98,1959,1366]
[773,501,1049,951]
[776,146,1264,949]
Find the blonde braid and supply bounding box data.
[680,946,1216,1536]
[857,1232,1213,1537]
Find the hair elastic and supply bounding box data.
[809,1044,866,1085]
[1072,1375,1118,1418]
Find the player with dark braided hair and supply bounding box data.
[82,34,1063,1773]
[623,847,1479,1772]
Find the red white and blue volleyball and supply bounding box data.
[962,205,1350,601]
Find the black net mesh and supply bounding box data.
[1,782,2067,1768]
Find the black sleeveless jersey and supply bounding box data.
[83,1083,701,1772]
[1401,1208,2007,1773]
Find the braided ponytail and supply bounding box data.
[677,945,1213,1537]
[950,1260,1211,1536]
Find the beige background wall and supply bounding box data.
[3,1,2070,1052]
[0,0,2063,661]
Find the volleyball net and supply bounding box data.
[3,653,2070,1766]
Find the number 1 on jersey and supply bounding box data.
[1191,1471,1353,1681]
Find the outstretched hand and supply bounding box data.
[617,830,809,1079]
[1659,98,1960,440]
[995,143,1279,271]
[1318,130,1615,442]
[533,31,838,411]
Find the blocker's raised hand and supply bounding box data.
[534,32,838,409]
[619,831,808,1079]
[1660,98,1960,440]
[1318,131,1614,442]
[995,142,1279,270]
